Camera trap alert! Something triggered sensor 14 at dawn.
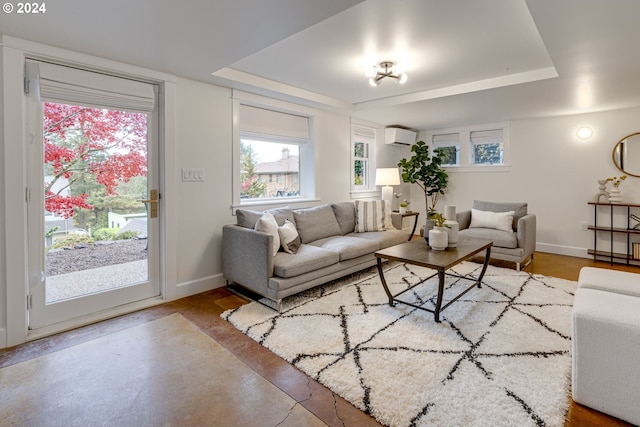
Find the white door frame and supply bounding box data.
[1,36,178,346]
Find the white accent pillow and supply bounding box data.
[254,212,280,256]
[355,200,386,232]
[278,219,301,254]
[470,209,515,232]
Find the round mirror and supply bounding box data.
[612,132,640,178]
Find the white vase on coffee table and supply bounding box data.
[429,227,448,250]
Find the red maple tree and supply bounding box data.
[44,103,147,218]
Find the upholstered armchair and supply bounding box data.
[457,200,536,271]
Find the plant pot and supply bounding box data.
[423,213,436,243]
[429,227,448,250]
[399,206,407,214]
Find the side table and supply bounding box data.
[392,211,420,241]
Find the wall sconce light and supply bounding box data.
[576,127,593,139]
[366,61,408,86]
[375,168,401,203]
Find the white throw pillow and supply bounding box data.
[278,219,301,254]
[355,200,386,232]
[469,208,515,232]
[254,212,280,256]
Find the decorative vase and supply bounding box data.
[423,212,436,243]
[609,187,622,203]
[444,205,459,248]
[399,206,407,214]
[429,227,448,250]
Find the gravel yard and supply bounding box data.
[45,239,148,276]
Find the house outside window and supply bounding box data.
[235,102,313,203]
[240,139,300,199]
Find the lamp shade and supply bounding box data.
[375,168,401,186]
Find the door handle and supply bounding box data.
[138,190,159,218]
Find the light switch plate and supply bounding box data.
[182,168,205,182]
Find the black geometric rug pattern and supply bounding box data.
[223,261,576,427]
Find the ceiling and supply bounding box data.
[2,0,640,130]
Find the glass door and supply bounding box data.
[27,96,161,330]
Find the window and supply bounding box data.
[240,139,300,199]
[236,103,311,202]
[426,123,509,171]
[352,125,376,192]
[432,133,460,166]
[471,130,504,165]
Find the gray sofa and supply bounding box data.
[222,202,407,309]
[457,200,536,271]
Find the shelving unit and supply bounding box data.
[588,202,640,265]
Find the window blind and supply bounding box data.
[353,125,375,139]
[240,105,309,140]
[26,59,156,113]
[432,133,459,144]
[470,129,503,144]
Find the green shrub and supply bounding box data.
[114,231,140,240]
[92,228,119,241]
[51,234,94,249]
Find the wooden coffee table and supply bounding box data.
[374,238,492,322]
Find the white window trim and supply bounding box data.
[350,120,379,199]
[425,122,511,173]
[231,91,317,210]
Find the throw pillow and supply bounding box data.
[293,204,342,243]
[236,206,295,229]
[469,208,515,232]
[278,219,301,254]
[254,212,280,256]
[355,200,386,232]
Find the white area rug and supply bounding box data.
[223,261,576,427]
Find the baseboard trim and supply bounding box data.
[536,243,589,259]
[176,273,226,299]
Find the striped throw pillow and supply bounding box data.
[355,200,386,232]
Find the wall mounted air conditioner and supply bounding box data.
[385,127,416,146]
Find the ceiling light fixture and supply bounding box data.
[366,61,408,86]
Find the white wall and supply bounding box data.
[413,107,640,257]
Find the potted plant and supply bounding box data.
[399,199,411,214]
[428,213,449,250]
[397,140,449,213]
[398,140,449,236]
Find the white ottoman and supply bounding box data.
[572,268,640,425]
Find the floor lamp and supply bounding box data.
[375,168,401,207]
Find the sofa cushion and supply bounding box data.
[331,202,356,235]
[347,229,407,249]
[310,236,379,261]
[273,244,339,278]
[459,227,518,249]
[293,204,342,243]
[278,219,301,254]
[237,206,295,228]
[473,200,527,231]
[254,212,280,256]
[470,208,515,232]
[355,200,386,232]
